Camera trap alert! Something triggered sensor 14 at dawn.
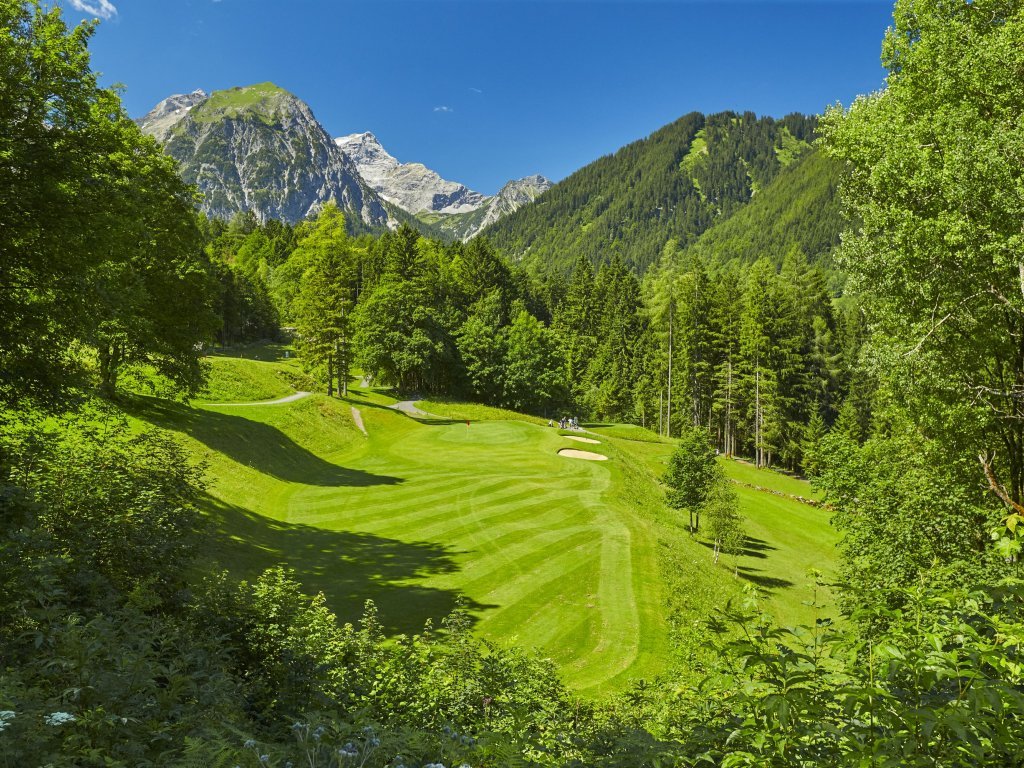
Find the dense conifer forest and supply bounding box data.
[481,111,821,276]
[3,0,1024,765]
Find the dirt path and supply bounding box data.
[390,400,439,418]
[351,406,367,435]
[201,391,311,407]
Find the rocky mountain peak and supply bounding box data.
[138,83,394,230]
[135,88,209,142]
[335,132,487,216]
[138,83,549,239]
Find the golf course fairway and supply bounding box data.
[131,347,838,697]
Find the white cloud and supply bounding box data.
[68,0,118,19]
[433,105,453,113]
[469,87,483,94]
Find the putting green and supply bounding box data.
[138,375,669,695]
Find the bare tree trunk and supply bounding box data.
[99,342,121,398]
[327,352,334,397]
[726,357,733,456]
[667,300,673,438]
[755,366,762,467]
[336,340,347,397]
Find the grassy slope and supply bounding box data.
[195,342,318,403]
[128,350,838,694]
[588,425,839,628]
[131,359,675,695]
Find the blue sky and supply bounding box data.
[64,0,892,195]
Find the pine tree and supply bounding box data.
[292,204,357,396]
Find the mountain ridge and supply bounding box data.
[335,131,551,240]
[481,110,819,275]
[137,83,548,238]
[137,82,396,232]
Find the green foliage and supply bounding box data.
[500,307,564,413]
[0,1,217,404]
[292,204,358,395]
[816,410,1006,614]
[682,149,844,277]
[664,581,1024,767]
[821,0,1024,502]
[663,426,720,514]
[485,110,816,276]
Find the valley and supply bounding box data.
[129,345,837,695]
[6,0,1021,763]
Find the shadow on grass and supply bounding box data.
[697,535,777,560]
[203,494,491,633]
[740,535,777,559]
[130,396,402,488]
[736,565,794,590]
[206,342,293,363]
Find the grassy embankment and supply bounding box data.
[128,345,838,696]
[585,422,837,628]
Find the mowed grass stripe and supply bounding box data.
[293,474,510,516]
[412,491,593,541]
[154,368,672,694]
[569,522,641,688]
[293,482,582,534]
[444,527,602,594]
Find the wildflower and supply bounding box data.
[368,737,380,748]
[338,742,359,759]
[0,711,14,732]
[243,739,256,749]
[291,721,304,731]
[44,712,75,726]
[424,763,447,768]
[259,755,269,764]
[312,725,324,741]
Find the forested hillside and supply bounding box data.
[681,148,844,275]
[483,110,816,275]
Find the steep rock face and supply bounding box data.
[335,132,488,215]
[336,132,551,240]
[138,83,393,230]
[138,83,549,237]
[135,89,208,142]
[476,174,552,232]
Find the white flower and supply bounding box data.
[0,711,14,732]
[44,712,75,726]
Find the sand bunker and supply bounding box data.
[558,448,608,461]
[563,435,600,445]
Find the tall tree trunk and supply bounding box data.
[726,357,733,456]
[755,365,763,468]
[336,339,348,397]
[667,301,673,438]
[98,341,121,398]
[327,351,334,397]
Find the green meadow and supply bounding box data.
[130,345,839,695]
